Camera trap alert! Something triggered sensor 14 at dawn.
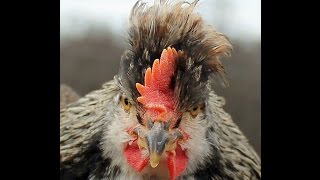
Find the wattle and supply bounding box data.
[124,140,188,180]
[124,140,149,172]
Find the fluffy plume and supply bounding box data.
[118,0,232,110]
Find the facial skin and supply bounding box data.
[101,47,215,180]
[121,94,207,180]
[100,86,214,180]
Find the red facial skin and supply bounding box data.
[167,145,188,180]
[124,139,150,172]
[124,139,188,180]
[124,47,189,179]
[136,47,178,123]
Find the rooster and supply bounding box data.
[60,0,261,180]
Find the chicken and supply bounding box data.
[60,0,261,179]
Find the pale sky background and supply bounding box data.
[60,0,261,43]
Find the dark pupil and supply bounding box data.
[124,98,129,105]
[193,106,198,111]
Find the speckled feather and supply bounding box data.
[60,0,260,179]
[118,0,232,110]
[60,81,260,179]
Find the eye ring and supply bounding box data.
[120,96,132,111]
[189,104,204,118]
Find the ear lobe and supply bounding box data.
[124,140,149,172]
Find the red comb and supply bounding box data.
[136,47,178,120]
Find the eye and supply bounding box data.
[189,104,203,118]
[120,96,132,111]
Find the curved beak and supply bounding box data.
[133,120,184,168]
[146,121,169,168]
[150,152,162,168]
[144,121,182,168]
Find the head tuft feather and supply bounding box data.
[136,47,178,106]
[118,0,232,110]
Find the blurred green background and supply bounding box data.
[60,0,261,156]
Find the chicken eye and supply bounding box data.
[120,96,131,111]
[189,104,203,118]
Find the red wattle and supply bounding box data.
[167,145,188,180]
[124,140,149,172]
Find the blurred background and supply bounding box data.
[60,0,261,156]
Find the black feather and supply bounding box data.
[60,133,121,179]
[117,0,231,111]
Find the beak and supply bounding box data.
[146,121,168,168]
[144,121,181,168]
[133,120,184,168]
